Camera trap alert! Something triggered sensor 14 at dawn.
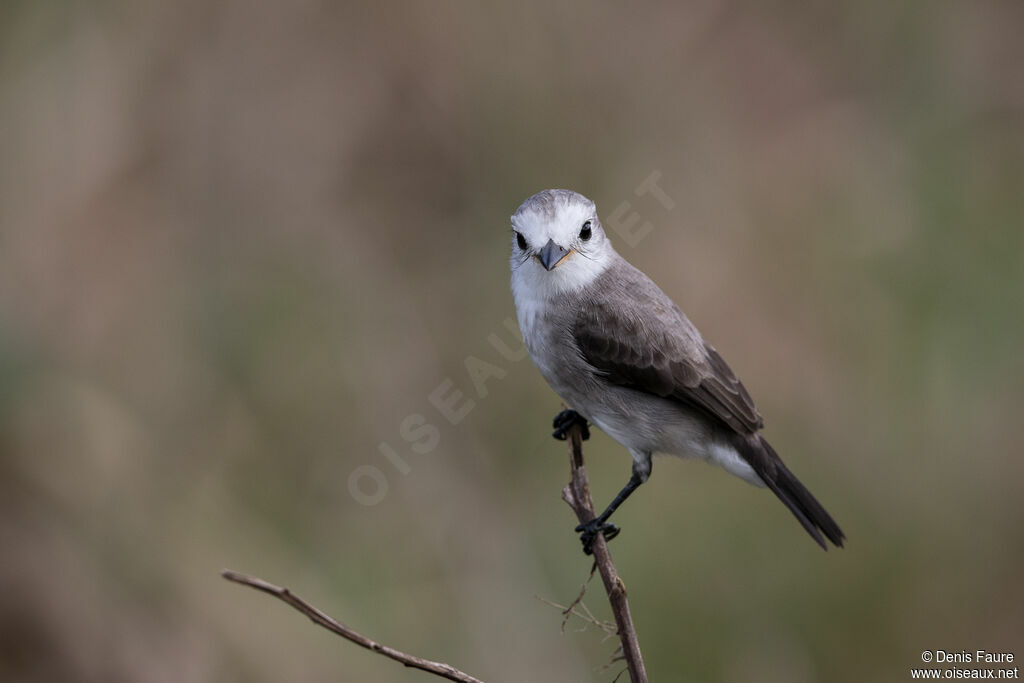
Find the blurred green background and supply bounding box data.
[2,2,1022,681]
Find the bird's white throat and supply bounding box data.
[511,246,612,299]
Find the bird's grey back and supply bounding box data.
[571,256,765,435]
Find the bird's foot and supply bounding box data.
[574,519,620,555]
[552,409,590,441]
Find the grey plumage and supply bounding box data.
[510,189,844,550]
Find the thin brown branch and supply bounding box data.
[221,570,485,683]
[552,562,600,634]
[535,594,616,637]
[560,424,649,683]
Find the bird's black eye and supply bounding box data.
[515,231,528,250]
[579,220,592,241]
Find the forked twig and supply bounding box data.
[221,423,647,681]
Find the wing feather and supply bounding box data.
[574,269,763,435]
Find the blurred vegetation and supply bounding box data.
[1,2,1022,681]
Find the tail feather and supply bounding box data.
[739,436,845,550]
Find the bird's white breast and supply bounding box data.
[511,283,554,368]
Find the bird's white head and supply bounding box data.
[510,189,616,297]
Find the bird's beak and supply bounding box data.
[536,239,573,271]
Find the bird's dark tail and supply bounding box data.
[740,436,845,550]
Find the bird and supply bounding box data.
[509,188,844,555]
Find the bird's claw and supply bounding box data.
[552,409,590,441]
[574,519,620,555]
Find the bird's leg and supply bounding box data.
[575,472,644,555]
[552,408,590,441]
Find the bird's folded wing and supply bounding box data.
[573,292,764,435]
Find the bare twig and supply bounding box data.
[560,424,649,683]
[221,570,485,683]
[536,595,617,637]
[556,562,599,633]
